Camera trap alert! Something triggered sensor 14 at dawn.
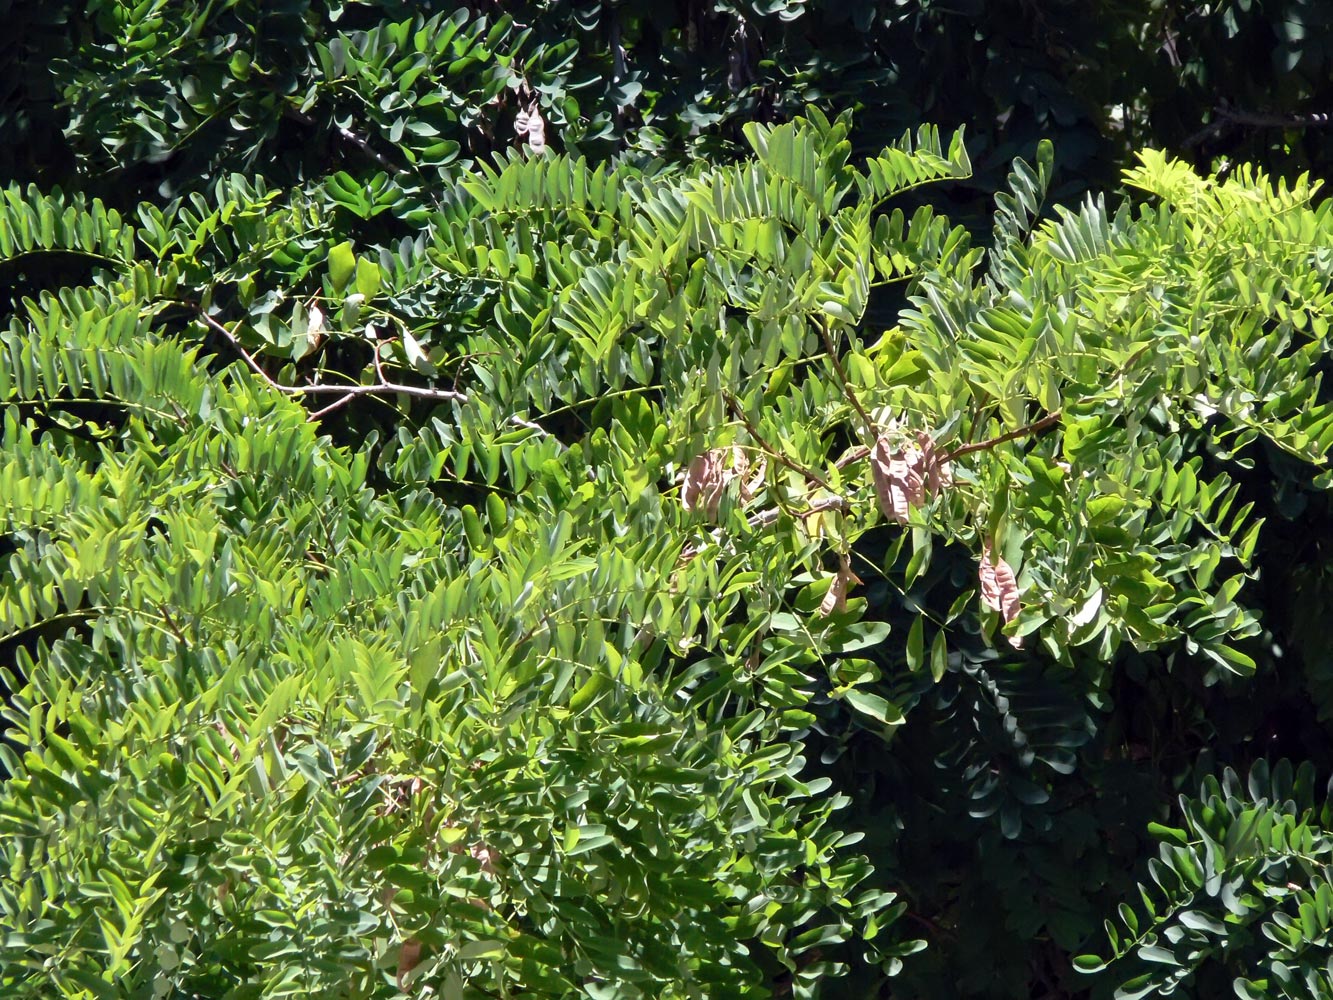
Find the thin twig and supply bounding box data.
[197,310,289,389]
[745,494,848,531]
[508,414,550,436]
[833,408,1062,468]
[905,909,956,941]
[282,372,465,402]
[372,340,389,384]
[676,494,850,566]
[308,392,361,421]
[724,391,834,492]
[199,311,467,411]
[1184,120,1226,150]
[834,445,869,470]
[940,410,1062,463]
[1187,104,1333,148]
[817,318,877,437]
[155,603,191,649]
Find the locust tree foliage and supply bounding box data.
[1079,760,1333,1000]
[0,107,1331,998]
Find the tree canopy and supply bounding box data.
[3,3,1333,999]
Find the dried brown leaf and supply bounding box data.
[470,843,497,874]
[682,451,724,517]
[870,431,954,524]
[741,454,767,503]
[397,938,423,989]
[727,445,749,483]
[916,431,953,495]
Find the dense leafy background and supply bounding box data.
[7,0,1333,205]
[2,2,1333,998]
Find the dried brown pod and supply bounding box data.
[740,453,767,503]
[870,435,922,523]
[470,843,497,874]
[682,447,753,520]
[979,539,1022,647]
[819,552,862,617]
[916,431,953,495]
[870,430,953,524]
[397,938,423,989]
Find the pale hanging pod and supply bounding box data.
[307,302,324,338]
[526,108,547,153]
[293,301,325,361]
[514,100,547,153]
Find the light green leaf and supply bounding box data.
[355,256,382,300]
[842,688,903,725]
[328,241,355,293]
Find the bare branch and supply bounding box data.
[508,414,550,436]
[835,445,869,470]
[745,494,849,531]
[940,410,1061,463]
[818,318,878,438]
[1216,105,1333,130]
[832,409,1062,470]
[282,105,406,176]
[1187,104,1333,148]
[198,310,286,390]
[198,311,467,415]
[308,393,361,421]
[677,494,849,566]
[724,391,834,492]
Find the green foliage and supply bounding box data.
[11,0,1333,212]
[1,98,1331,996]
[0,245,884,996]
[1078,760,1333,1000]
[5,1,1333,993]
